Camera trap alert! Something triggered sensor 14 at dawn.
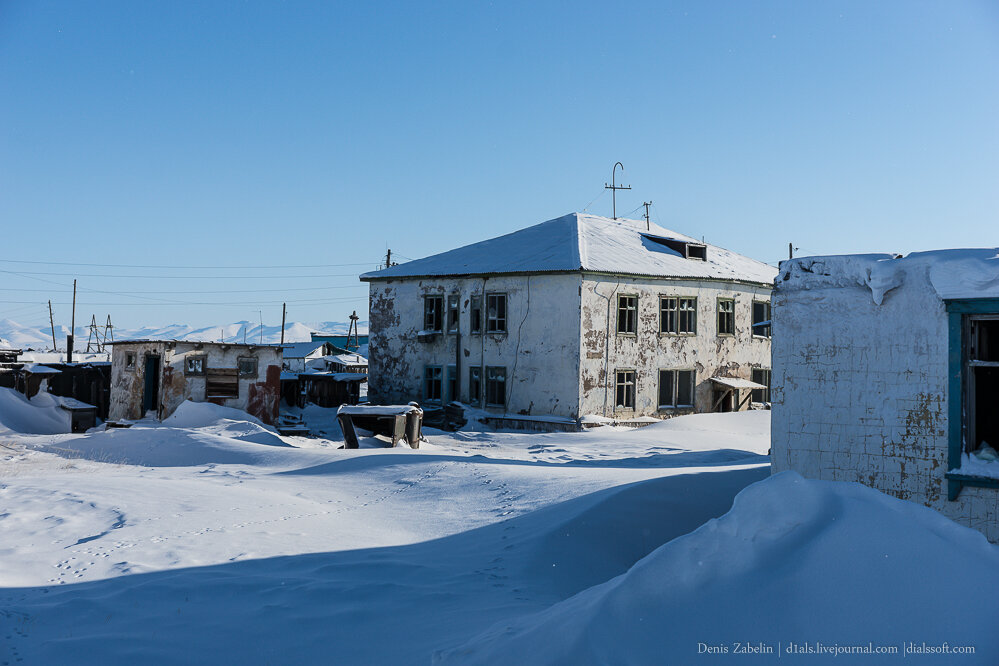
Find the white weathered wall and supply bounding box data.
[578,275,772,418]
[771,261,999,542]
[366,274,582,418]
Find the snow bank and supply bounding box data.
[0,387,71,434]
[437,472,999,664]
[780,248,999,305]
[162,400,265,428]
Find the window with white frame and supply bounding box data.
[615,369,636,409]
[485,366,506,406]
[752,300,772,338]
[486,294,507,333]
[658,369,695,408]
[424,365,443,402]
[617,295,638,335]
[717,298,735,336]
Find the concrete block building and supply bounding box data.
[771,250,999,541]
[361,213,776,425]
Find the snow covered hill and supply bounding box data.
[0,318,369,349]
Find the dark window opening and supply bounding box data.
[447,295,459,333]
[751,368,771,403]
[424,366,443,402]
[447,365,457,402]
[125,353,136,370]
[752,301,772,338]
[470,296,482,334]
[617,295,637,335]
[486,294,507,333]
[485,366,506,407]
[642,234,708,261]
[679,298,696,334]
[469,366,481,406]
[659,369,694,407]
[615,370,636,409]
[424,296,444,332]
[660,297,677,334]
[969,318,999,454]
[717,298,735,336]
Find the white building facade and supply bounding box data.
[362,213,775,424]
[770,250,999,542]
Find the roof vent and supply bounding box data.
[642,234,708,261]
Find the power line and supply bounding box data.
[0,258,380,269]
[0,285,367,295]
[0,269,365,279]
[0,295,369,307]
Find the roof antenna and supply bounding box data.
[604,162,631,220]
[643,201,652,231]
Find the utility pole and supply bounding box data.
[280,303,287,346]
[347,310,360,351]
[86,315,101,353]
[48,300,57,352]
[789,243,794,260]
[643,201,652,231]
[68,279,76,363]
[604,162,631,220]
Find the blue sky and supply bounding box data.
[1,1,997,330]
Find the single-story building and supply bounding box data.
[281,341,336,373]
[107,340,282,424]
[771,249,999,541]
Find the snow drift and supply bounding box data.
[436,471,999,664]
[0,387,71,434]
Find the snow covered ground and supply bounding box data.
[1,395,997,664]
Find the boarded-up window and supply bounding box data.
[206,368,238,398]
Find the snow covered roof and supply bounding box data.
[777,249,999,305]
[328,353,367,366]
[280,341,327,359]
[22,363,62,375]
[710,376,767,390]
[360,213,776,284]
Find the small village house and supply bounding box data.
[108,340,283,424]
[280,340,334,373]
[770,249,999,541]
[361,212,776,427]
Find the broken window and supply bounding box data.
[485,366,506,407]
[424,365,443,403]
[967,317,999,455]
[424,295,444,332]
[447,295,460,334]
[470,295,482,334]
[617,295,638,335]
[751,368,771,403]
[660,296,696,334]
[717,298,735,336]
[125,352,136,371]
[237,356,258,377]
[185,355,206,376]
[659,369,695,408]
[752,301,772,338]
[446,365,457,402]
[486,294,507,333]
[468,366,481,406]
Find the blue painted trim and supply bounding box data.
[943,298,999,500]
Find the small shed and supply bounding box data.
[57,397,98,433]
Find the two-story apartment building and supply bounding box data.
[361,213,776,424]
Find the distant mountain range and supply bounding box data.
[0,319,369,351]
